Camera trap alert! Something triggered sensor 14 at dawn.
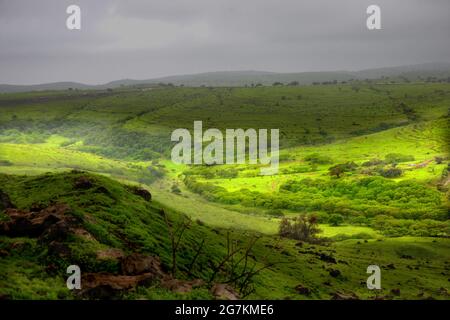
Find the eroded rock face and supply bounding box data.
[129,186,152,201]
[80,272,157,299]
[331,291,359,300]
[96,248,125,261]
[120,253,165,276]
[0,201,243,300]
[210,284,240,300]
[74,176,93,189]
[0,204,78,238]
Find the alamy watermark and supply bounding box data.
[65,4,380,31]
[366,265,381,290]
[66,265,81,290]
[171,121,279,175]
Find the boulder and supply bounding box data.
[295,284,311,295]
[210,283,240,300]
[74,176,93,189]
[0,204,77,239]
[129,186,152,201]
[80,272,156,299]
[120,253,164,276]
[96,248,125,261]
[331,291,359,300]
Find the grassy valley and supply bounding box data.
[0,81,449,300]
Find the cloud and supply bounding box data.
[0,0,449,84]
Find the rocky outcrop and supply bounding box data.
[128,186,152,201]
[74,176,93,189]
[295,284,311,295]
[331,291,359,300]
[80,272,157,299]
[0,204,78,239]
[120,253,164,276]
[210,284,240,300]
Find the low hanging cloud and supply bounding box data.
[0,0,449,84]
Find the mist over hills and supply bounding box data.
[1,62,450,93]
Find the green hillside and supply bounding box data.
[0,81,449,300]
[1,171,449,300]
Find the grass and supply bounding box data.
[0,82,449,299]
[1,171,449,300]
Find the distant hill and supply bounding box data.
[0,81,93,93]
[1,62,450,93]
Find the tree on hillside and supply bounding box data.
[329,162,358,178]
[279,215,321,243]
[328,214,344,226]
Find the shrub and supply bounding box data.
[266,209,284,217]
[328,214,344,226]
[385,153,415,164]
[350,216,369,226]
[329,162,358,178]
[304,153,333,165]
[279,215,322,243]
[362,158,384,167]
[0,160,13,166]
[313,211,330,224]
[171,184,182,194]
[379,167,403,178]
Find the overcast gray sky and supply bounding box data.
[1,0,449,84]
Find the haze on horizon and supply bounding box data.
[1,0,449,85]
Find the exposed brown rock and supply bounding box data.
[210,283,240,300]
[0,204,78,239]
[129,186,152,201]
[331,291,359,300]
[96,248,125,260]
[74,176,93,189]
[80,272,157,299]
[295,284,311,295]
[47,241,71,258]
[120,253,164,276]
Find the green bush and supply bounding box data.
[304,153,333,165]
[279,215,322,243]
[379,167,403,178]
[328,214,344,226]
[385,153,415,164]
[0,160,13,166]
[266,208,284,217]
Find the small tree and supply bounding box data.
[329,165,345,178]
[328,214,344,226]
[329,162,358,178]
[379,167,402,178]
[279,215,321,243]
